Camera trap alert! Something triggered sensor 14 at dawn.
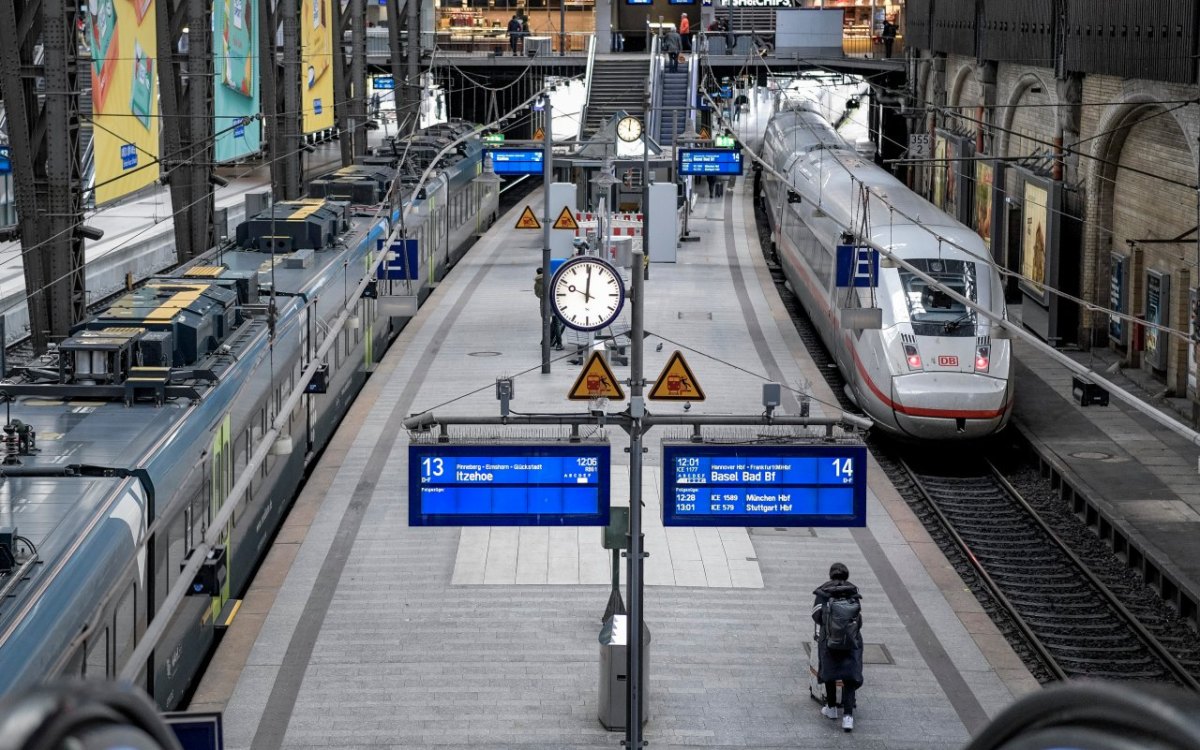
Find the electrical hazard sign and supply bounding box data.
[515,206,541,230]
[533,127,545,140]
[568,351,625,401]
[552,206,579,231]
[649,351,706,401]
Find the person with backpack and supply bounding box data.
[811,562,863,732]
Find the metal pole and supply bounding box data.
[626,247,646,747]
[541,96,554,374]
[642,100,651,277]
[559,0,565,55]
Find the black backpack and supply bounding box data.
[821,596,861,651]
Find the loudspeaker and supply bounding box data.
[0,681,182,750]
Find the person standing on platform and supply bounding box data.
[508,13,523,56]
[706,173,716,198]
[811,562,864,733]
[679,12,690,51]
[881,17,897,58]
[664,27,682,73]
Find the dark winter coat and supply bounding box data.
[811,579,864,687]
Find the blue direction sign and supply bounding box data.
[373,76,395,90]
[0,146,10,174]
[409,444,611,526]
[485,148,545,176]
[662,443,867,527]
[835,244,879,287]
[678,148,743,176]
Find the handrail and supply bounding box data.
[646,32,661,140]
[686,46,699,137]
[580,34,597,134]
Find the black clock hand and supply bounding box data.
[584,265,593,302]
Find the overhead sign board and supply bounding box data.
[408,443,611,526]
[714,134,736,148]
[163,712,224,750]
[835,245,879,288]
[372,76,395,90]
[0,146,11,174]
[678,148,744,176]
[661,443,867,527]
[487,149,545,175]
[482,132,505,144]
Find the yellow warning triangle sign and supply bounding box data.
[515,205,541,230]
[552,206,579,231]
[533,127,544,140]
[648,351,706,401]
[568,351,626,401]
[699,126,711,140]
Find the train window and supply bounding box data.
[113,584,136,670]
[233,432,249,519]
[168,509,187,589]
[899,259,978,336]
[85,626,109,678]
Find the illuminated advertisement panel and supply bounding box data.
[87,0,160,204]
[214,0,262,161]
[301,0,335,132]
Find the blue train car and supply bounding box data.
[0,123,498,707]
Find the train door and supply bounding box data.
[209,415,233,620]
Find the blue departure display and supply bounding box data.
[678,148,744,176]
[486,149,545,175]
[409,444,610,526]
[662,444,867,527]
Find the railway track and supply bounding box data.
[754,194,1200,687]
[901,457,1200,687]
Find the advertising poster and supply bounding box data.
[87,0,160,204]
[974,161,994,251]
[214,0,261,161]
[931,135,947,209]
[943,137,959,219]
[1021,181,1049,291]
[301,0,335,133]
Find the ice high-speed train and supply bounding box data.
[0,120,498,708]
[760,103,1012,439]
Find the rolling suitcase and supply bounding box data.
[808,636,842,706]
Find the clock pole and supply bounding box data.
[626,246,646,748]
[541,94,554,374]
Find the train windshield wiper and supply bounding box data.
[943,313,974,333]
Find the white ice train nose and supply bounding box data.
[890,372,1011,438]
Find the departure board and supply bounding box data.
[485,149,545,175]
[409,444,610,526]
[678,148,744,176]
[661,444,867,527]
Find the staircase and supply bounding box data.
[584,58,649,137]
[657,70,689,145]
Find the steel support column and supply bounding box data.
[386,0,407,130]
[0,0,86,352]
[407,0,419,123]
[331,0,352,165]
[264,0,303,199]
[350,0,368,156]
[157,0,216,262]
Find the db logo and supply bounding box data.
[937,355,959,367]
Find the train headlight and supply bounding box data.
[975,344,991,373]
[903,343,922,370]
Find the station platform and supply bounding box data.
[191,174,1038,749]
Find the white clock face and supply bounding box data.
[617,117,642,142]
[551,258,626,331]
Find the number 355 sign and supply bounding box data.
[909,133,932,160]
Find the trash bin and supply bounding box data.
[598,614,650,731]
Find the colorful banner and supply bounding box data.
[87,0,160,204]
[214,0,262,161]
[1021,181,1048,289]
[301,0,335,132]
[974,161,994,251]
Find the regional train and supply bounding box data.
[759,102,1013,439]
[0,120,498,707]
